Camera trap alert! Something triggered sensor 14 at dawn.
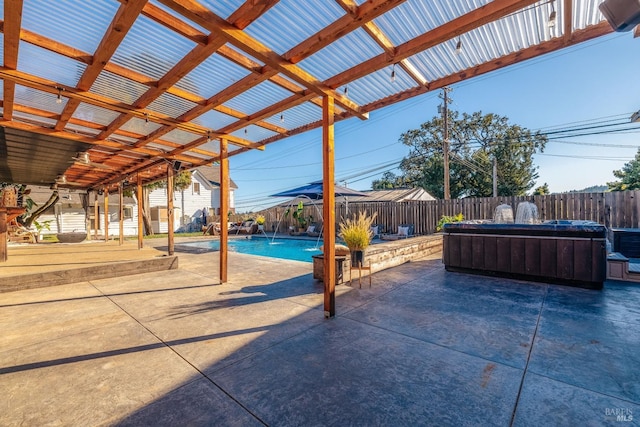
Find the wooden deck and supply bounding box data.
[0,240,178,293]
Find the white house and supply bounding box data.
[148,165,238,233]
[26,165,237,238]
[27,187,139,238]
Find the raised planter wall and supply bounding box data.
[366,234,443,274]
[312,234,443,283]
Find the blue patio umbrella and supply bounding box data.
[271,181,368,217]
[270,180,368,199]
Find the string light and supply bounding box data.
[455,38,463,55]
[391,63,396,83]
[280,114,284,123]
[56,87,63,104]
[344,86,348,96]
[206,130,211,143]
[144,113,149,126]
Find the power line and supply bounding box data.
[536,153,633,161]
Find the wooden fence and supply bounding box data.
[257,190,640,235]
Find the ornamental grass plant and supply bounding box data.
[338,211,377,251]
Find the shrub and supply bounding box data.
[338,211,377,251]
[436,212,464,232]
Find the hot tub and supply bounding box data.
[442,222,607,289]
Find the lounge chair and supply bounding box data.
[381,224,414,241]
[230,220,258,234]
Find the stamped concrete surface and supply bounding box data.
[0,240,639,426]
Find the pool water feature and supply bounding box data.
[183,237,322,263]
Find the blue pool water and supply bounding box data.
[183,237,322,263]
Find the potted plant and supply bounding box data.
[32,219,52,242]
[285,201,312,233]
[436,212,464,232]
[338,211,377,267]
[255,214,265,231]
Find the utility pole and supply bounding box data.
[493,156,498,197]
[440,87,452,200]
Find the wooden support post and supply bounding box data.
[322,96,336,318]
[93,192,99,240]
[167,164,175,256]
[137,174,144,249]
[0,208,25,262]
[220,138,229,283]
[0,210,6,262]
[104,191,109,242]
[118,183,124,245]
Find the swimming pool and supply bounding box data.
[183,237,322,263]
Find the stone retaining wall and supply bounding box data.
[365,234,443,274]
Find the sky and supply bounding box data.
[229,32,640,213]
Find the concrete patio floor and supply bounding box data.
[1,242,639,426]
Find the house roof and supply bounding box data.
[338,188,435,203]
[193,166,238,190]
[268,187,434,208]
[0,1,614,192]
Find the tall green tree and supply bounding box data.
[371,171,406,189]
[127,170,193,235]
[398,111,547,198]
[533,183,550,195]
[607,148,640,191]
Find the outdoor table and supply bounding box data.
[0,207,27,262]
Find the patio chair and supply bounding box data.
[230,220,258,234]
[306,223,322,237]
[370,223,385,239]
[7,222,37,243]
[381,224,414,241]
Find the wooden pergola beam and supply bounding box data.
[563,0,573,42]
[140,1,208,44]
[56,0,148,132]
[159,0,368,120]
[97,34,228,140]
[134,6,332,112]
[0,68,255,151]
[218,93,316,136]
[186,70,277,123]
[227,0,280,30]
[6,102,219,158]
[2,0,23,121]
[361,21,613,111]
[336,0,428,86]
[97,1,276,146]
[255,22,613,147]
[326,0,540,88]
[284,0,405,64]
[4,22,286,136]
[0,117,207,166]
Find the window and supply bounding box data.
[193,182,200,195]
[123,206,133,220]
